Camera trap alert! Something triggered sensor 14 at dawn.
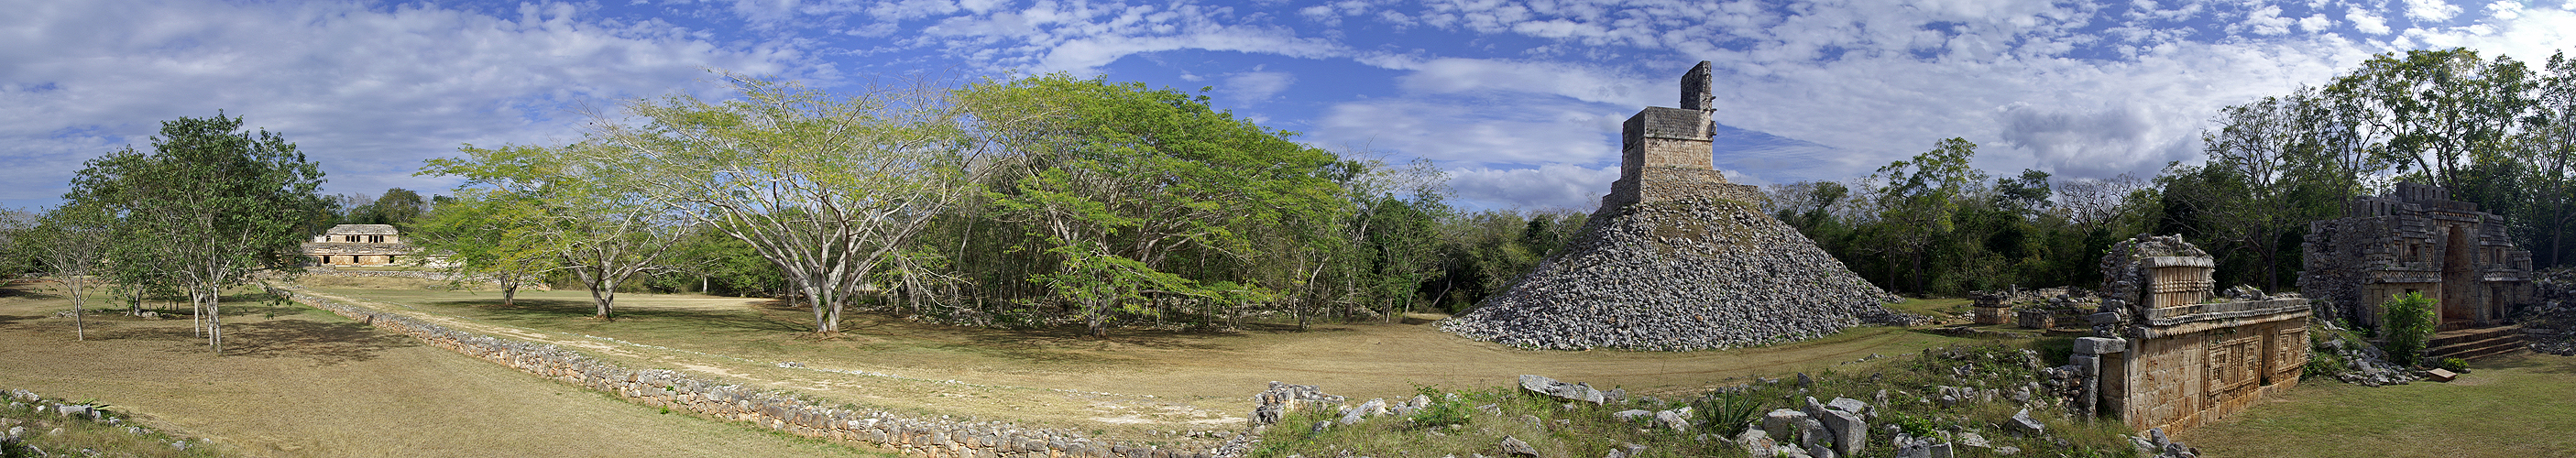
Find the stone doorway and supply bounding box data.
[2441,225,2477,330]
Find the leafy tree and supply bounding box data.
[68,112,327,354]
[2523,51,2576,267]
[23,204,115,340]
[373,188,428,226]
[410,189,557,306]
[2331,49,2533,195]
[1866,137,1987,294]
[586,72,977,333]
[960,74,1345,337]
[422,143,685,320]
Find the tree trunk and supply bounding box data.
[70,280,84,341]
[500,274,520,307]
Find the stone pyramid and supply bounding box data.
[1437,62,1913,351]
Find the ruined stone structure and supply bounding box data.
[2073,235,2309,432]
[2301,183,2537,332]
[1439,62,1910,351]
[301,224,418,267]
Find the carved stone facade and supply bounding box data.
[1601,61,1765,209]
[302,224,417,267]
[2300,183,2537,331]
[2077,235,2309,433]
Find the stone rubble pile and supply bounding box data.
[2519,267,2576,355]
[269,287,1214,458]
[1440,198,1917,351]
[2,387,204,454]
[2310,321,2421,386]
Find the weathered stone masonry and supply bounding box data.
[2072,235,2308,433]
[2301,182,2536,331]
[269,287,1216,458]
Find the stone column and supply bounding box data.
[2072,337,2127,419]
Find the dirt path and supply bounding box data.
[0,284,885,457]
[303,285,1981,442]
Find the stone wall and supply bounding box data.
[2300,182,2535,331]
[269,287,1219,458]
[2077,235,2308,433]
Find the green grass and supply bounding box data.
[1890,297,1975,318]
[0,392,225,458]
[2178,353,2576,457]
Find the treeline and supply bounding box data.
[1774,48,2576,297]
[405,72,1592,336]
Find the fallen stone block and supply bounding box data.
[2425,368,2459,382]
[1498,436,1540,457]
[2009,409,2045,434]
[1518,375,1606,404]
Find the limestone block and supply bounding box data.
[2074,337,2127,354]
[1814,407,1866,457]
[1762,409,1808,442]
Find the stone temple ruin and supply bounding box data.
[2066,235,2311,433]
[1437,62,1912,351]
[2300,183,2536,358]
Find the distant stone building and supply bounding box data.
[2075,234,2310,433]
[2300,183,2537,331]
[302,224,416,267]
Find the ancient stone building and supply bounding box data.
[1439,62,1911,351]
[2300,183,2537,332]
[2073,235,2309,433]
[302,224,417,267]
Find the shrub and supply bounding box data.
[2438,357,2472,373]
[2304,353,2350,378]
[1691,390,1763,436]
[2382,291,2438,366]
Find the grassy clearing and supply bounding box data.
[292,284,1992,444]
[1888,297,1976,320]
[0,280,892,457]
[2178,352,2576,457]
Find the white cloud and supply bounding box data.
[1444,164,1617,211]
[0,0,801,205]
[2241,5,2296,36]
[2351,8,2394,34]
[1313,98,1621,169]
[1222,71,1296,101]
[1396,59,1651,105]
[2405,0,2465,21]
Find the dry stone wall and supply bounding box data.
[1439,198,1913,351]
[269,287,1221,458]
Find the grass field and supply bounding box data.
[2177,352,2576,457]
[0,280,890,457]
[289,278,2000,444]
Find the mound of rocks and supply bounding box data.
[1440,197,1914,351]
[2518,267,2576,355]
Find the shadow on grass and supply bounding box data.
[428,299,812,333]
[217,319,422,365]
[0,314,47,327]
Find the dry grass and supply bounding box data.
[0,281,891,458]
[300,286,1992,444]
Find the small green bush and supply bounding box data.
[2439,357,2472,373]
[1691,390,1762,436]
[2382,291,2438,367]
[2305,353,2350,378]
[1404,387,1472,429]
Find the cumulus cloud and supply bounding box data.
[1314,98,1623,168]
[2405,0,2466,22]
[2351,8,2394,34]
[1444,164,1617,211]
[0,0,800,206]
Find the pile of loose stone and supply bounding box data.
[2,388,207,455]
[1440,198,1917,351]
[2309,321,2422,386]
[2519,267,2576,355]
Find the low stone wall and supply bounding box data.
[268,287,1218,458]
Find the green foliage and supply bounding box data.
[2306,353,2351,379]
[1689,390,1762,437]
[2439,357,2472,373]
[2382,291,2439,366]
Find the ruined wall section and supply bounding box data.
[2299,183,2535,330]
[2079,234,2308,433]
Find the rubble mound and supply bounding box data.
[2518,267,2576,355]
[1438,197,1915,351]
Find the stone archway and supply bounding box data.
[2440,224,2477,330]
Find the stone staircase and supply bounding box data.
[2428,325,2526,360]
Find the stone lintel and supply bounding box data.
[2142,256,2213,268]
[2073,337,2128,354]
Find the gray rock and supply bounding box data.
[1762,409,1807,442]
[1958,431,1989,448]
[1653,409,1689,431]
[1738,428,1777,457]
[1611,409,1653,421]
[1825,397,1867,416]
[1498,436,1539,457]
[1518,375,1606,404]
[1814,407,1866,457]
[2009,409,2045,434]
[1340,398,1387,425]
[1311,420,1333,433]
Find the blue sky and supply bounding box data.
[5,0,2576,211]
